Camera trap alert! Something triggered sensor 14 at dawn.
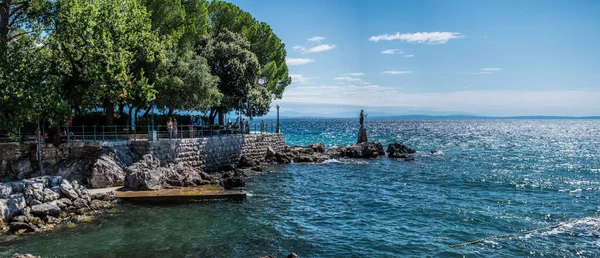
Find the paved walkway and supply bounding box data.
[88,186,122,195]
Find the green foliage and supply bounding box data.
[0,34,68,134]
[143,0,220,114]
[1,0,290,134]
[198,29,261,118]
[48,0,164,111]
[209,1,290,97]
[208,1,291,116]
[155,50,222,113]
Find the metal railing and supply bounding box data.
[1,121,280,143]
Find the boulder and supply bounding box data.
[0,194,26,224]
[11,158,32,180]
[309,143,326,153]
[24,183,44,202]
[327,142,385,159]
[30,203,60,218]
[266,147,276,159]
[124,155,163,190]
[287,253,299,258]
[386,142,416,158]
[220,170,246,190]
[42,188,60,202]
[238,155,259,168]
[9,222,37,233]
[90,199,111,210]
[89,154,125,188]
[73,198,89,209]
[59,180,79,200]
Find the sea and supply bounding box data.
[1,118,600,257]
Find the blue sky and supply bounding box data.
[229,0,600,117]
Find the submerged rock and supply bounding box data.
[13,253,41,258]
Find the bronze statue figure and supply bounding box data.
[359,110,368,127]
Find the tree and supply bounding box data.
[142,0,221,117]
[48,0,164,125]
[208,1,291,117]
[154,50,221,116]
[0,0,65,136]
[198,29,260,124]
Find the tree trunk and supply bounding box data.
[168,107,174,117]
[142,104,154,117]
[0,1,11,42]
[133,106,139,129]
[218,112,224,126]
[128,105,133,129]
[105,101,114,126]
[208,107,217,125]
[118,104,125,117]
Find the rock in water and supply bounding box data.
[386,142,416,158]
[327,142,385,158]
[89,154,125,188]
[30,203,61,218]
[12,253,41,258]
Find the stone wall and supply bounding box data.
[130,133,285,171]
[0,133,286,181]
[0,142,102,180]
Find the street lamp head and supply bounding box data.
[276,105,280,109]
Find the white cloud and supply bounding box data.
[286,58,315,66]
[293,44,337,54]
[381,49,403,54]
[279,87,600,116]
[334,76,362,82]
[345,72,365,76]
[290,74,317,83]
[459,68,501,75]
[403,54,415,58]
[308,36,326,42]
[369,32,464,44]
[382,71,413,75]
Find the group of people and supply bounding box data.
[165,115,269,137]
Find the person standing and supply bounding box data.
[173,119,178,138]
[188,116,195,137]
[167,117,173,139]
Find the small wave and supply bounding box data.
[569,188,582,194]
[541,216,600,237]
[246,192,254,197]
[322,159,342,164]
[430,150,445,156]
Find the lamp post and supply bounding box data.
[276,105,280,133]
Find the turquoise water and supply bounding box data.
[2,119,600,257]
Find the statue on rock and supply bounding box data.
[357,110,368,143]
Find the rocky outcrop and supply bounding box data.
[386,142,416,160]
[88,154,125,188]
[11,158,33,180]
[0,176,116,235]
[124,154,213,191]
[327,142,385,158]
